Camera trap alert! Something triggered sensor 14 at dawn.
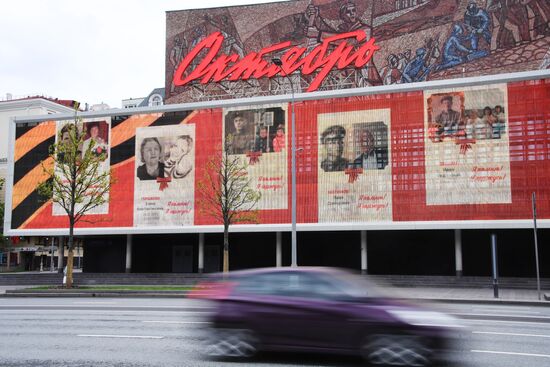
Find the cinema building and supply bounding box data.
[4,0,550,277]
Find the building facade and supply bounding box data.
[0,95,82,271]
[4,0,550,276]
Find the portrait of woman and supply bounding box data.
[137,137,165,180]
[82,121,108,160]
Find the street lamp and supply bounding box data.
[271,58,297,267]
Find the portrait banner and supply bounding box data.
[223,104,288,210]
[317,109,392,222]
[52,117,111,216]
[424,84,511,205]
[133,125,195,227]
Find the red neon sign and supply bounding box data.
[173,30,379,92]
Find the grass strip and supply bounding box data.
[29,285,193,291]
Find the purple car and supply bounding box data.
[201,267,460,366]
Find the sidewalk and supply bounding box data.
[2,283,548,305]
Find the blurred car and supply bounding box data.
[198,267,461,366]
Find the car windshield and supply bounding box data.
[232,269,386,300]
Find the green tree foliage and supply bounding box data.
[38,106,112,287]
[197,137,261,273]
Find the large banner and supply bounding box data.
[424,84,511,205]
[7,78,550,233]
[223,104,288,210]
[317,109,392,222]
[52,117,111,216]
[133,125,195,227]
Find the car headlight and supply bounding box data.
[387,309,463,328]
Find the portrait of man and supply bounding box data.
[225,112,254,155]
[320,125,349,172]
[137,137,165,181]
[353,128,388,170]
[435,95,462,138]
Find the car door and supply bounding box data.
[240,272,358,351]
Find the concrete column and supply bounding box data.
[57,237,64,273]
[276,232,282,267]
[198,233,205,273]
[454,229,463,277]
[125,234,133,273]
[361,230,368,274]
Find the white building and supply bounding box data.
[0,94,77,271]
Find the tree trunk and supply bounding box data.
[223,224,229,274]
[66,219,75,288]
[57,238,64,274]
[66,249,74,288]
[6,251,10,271]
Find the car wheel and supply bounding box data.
[361,334,432,366]
[204,328,258,358]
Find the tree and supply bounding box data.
[197,137,261,273]
[0,178,7,248]
[38,105,112,288]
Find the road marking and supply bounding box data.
[0,304,211,309]
[471,308,540,315]
[73,302,118,305]
[452,312,550,319]
[142,320,208,324]
[78,334,164,339]
[466,319,549,326]
[0,310,210,315]
[473,331,550,338]
[471,350,550,358]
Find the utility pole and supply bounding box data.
[532,192,542,300]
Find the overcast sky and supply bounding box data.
[0,0,285,108]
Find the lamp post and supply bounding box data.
[272,58,297,267]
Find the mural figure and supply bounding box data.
[402,48,431,82]
[487,0,530,50]
[304,1,381,86]
[436,24,473,71]
[527,0,550,38]
[204,14,244,57]
[463,1,491,52]
[169,37,187,93]
[380,54,403,85]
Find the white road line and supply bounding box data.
[0,310,209,314]
[0,305,210,309]
[466,319,550,326]
[78,334,164,339]
[452,312,550,319]
[142,320,209,324]
[72,302,118,305]
[471,350,550,358]
[473,331,550,338]
[471,308,541,315]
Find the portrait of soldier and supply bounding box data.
[435,95,462,139]
[225,112,254,155]
[320,125,349,172]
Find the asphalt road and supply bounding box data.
[0,297,549,367]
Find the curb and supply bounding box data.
[2,290,549,305]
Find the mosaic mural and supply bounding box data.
[166,0,550,103]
